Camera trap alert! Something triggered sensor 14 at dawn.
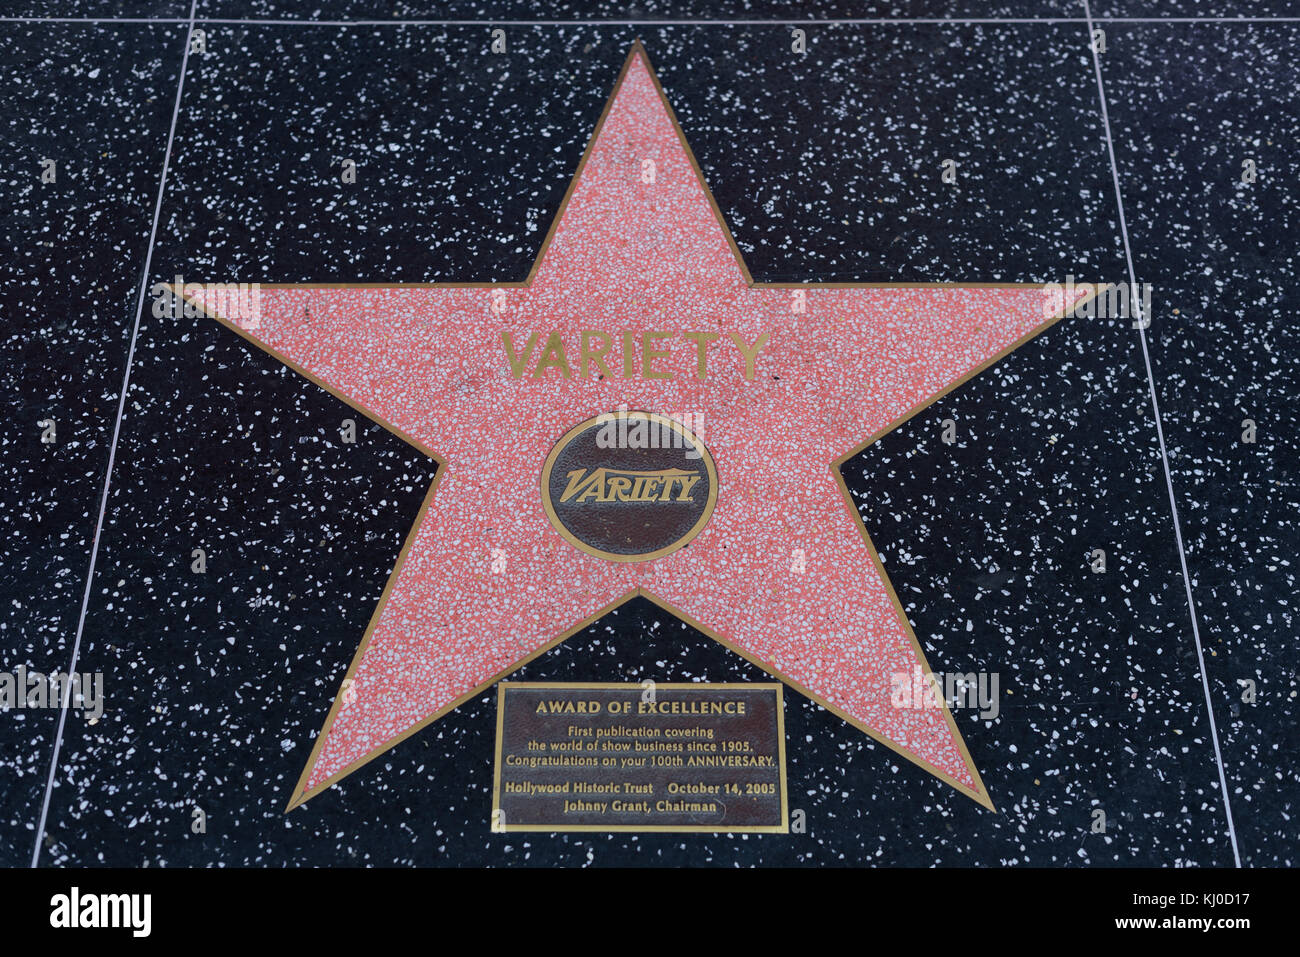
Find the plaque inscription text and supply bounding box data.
[492,682,788,832]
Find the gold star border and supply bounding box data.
[175,40,1100,814]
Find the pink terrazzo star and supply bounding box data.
[187,43,1091,812]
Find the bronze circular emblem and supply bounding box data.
[541,410,717,562]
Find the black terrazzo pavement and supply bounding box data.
[4,2,191,17]
[1100,22,1300,867]
[153,24,1127,283]
[198,3,1085,23]
[2,6,1293,867]
[0,22,181,865]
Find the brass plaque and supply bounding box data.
[492,682,788,833]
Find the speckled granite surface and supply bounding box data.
[1,5,1293,867]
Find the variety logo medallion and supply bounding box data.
[541,410,717,562]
